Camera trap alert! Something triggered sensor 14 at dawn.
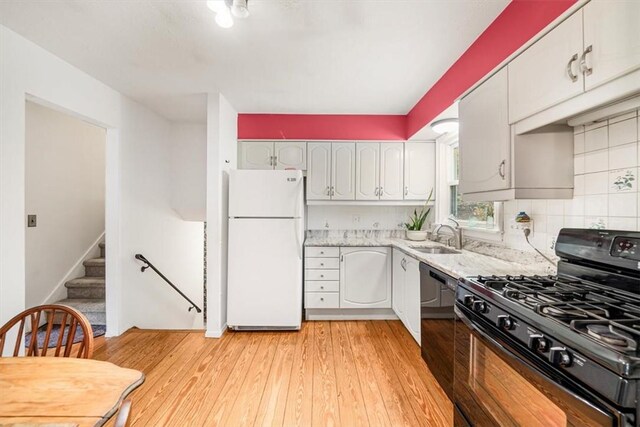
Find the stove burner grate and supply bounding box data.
[586,324,632,348]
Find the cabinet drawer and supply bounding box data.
[305,281,339,292]
[305,258,339,269]
[305,269,340,281]
[305,292,340,308]
[305,247,339,258]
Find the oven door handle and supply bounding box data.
[455,306,617,424]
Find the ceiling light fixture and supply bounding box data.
[431,118,459,134]
[208,0,250,28]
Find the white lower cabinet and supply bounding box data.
[392,249,421,344]
[340,247,391,308]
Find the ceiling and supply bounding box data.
[0,0,509,123]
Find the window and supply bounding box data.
[446,143,499,230]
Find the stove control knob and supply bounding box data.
[528,334,549,352]
[463,295,475,307]
[497,315,515,331]
[549,347,572,367]
[472,300,489,313]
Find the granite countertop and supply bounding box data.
[304,231,556,280]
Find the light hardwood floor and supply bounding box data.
[96,320,453,427]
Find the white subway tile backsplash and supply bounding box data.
[585,194,608,217]
[583,172,608,195]
[574,154,585,175]
[574,132,585,154]
[547,200,565,216]
[574,175,585,196]
[584,149,608,173]
[609,117,638,147]
[584,126,608,152]
[585,121,608,132]
[609,193,638,217]
[608,217,637,230]
[609,142,638,169]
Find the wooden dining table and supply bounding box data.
[0,357,144,427]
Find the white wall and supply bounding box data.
[502,110,640,254]
[25,101,106,308]
[206,93,238,337]
[0,25,204,337]
[170,123,207,221]
[307,205,427,230]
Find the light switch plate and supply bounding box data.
[27,214,37,227]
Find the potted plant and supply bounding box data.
[404,189,433,241]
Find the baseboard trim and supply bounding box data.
[42,231,105,306]
[205,324,227,338]
[305,308,398,321]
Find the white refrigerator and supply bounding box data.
[227,169,304,330]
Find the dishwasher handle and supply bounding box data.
[429,270,447,285]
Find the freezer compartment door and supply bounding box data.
[227,218,303,328]
[229,169,303,218]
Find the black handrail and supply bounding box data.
[134,254,202,313]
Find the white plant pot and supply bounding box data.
[406,230,428,241]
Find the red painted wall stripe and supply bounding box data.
[238,0,576,141]
[406,0,576,138]
[237,114,406,140]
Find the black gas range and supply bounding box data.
[454,229,640,427]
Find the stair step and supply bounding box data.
[99,242,105,258]
[83,257,105,277]
[65,277,105,299]
[53,298,106,325]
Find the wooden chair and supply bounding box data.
[114,400,132,427]
[0,304,94,358]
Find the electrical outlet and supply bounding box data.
[509,218,533,234]
[27,215,37,228]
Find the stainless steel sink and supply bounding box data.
[410,247,461,255]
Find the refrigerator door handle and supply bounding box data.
[294,218,302,259]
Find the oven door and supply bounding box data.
[454,305,624,427]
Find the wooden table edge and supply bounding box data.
[95,371,145,427]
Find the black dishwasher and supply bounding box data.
[419,262,455,401]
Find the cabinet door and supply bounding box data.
[404,257,421,344]
[583,0,640,91]
[306,143,331,200]
[508,12,584,123]
[459,67,511,195]
[392,249,405,321]
[380,143,404,200]
[355,143,380,200]
[340,247,391,309]
[404,142,435,200]
[275,142,306,170]
[331,143,356,200]
[239,141,274,170]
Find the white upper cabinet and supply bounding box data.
[239,141,274,170]
[380,143,404,200]
[355,143,380,200]
[583,0,640,91]
[307,143,331,200]
[340,247,391,309]
[508,11,584,123]
[459,67,511,195]
[331,142,356,200]
[239,141,306,170]
[404,142,435,200]
[275,142,306,170]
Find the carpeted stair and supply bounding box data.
[53,242,106,325]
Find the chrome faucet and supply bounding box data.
[433,218,463,249]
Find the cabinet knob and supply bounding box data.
[498,160,506,179]
[320,274,324,278]
[404,186,408,196]
[320,297,324,301]
[320,251,324,254]
[320,263,324,266]
[320,286,324,289]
